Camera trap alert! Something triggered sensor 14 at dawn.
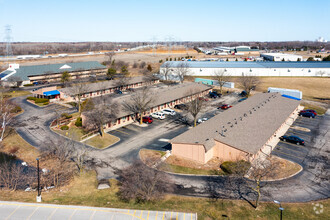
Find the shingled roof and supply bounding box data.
[59,76,151,96]
[85,82,212,120]
[171,93,300,154]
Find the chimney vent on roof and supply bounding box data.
[240,117,242,121]
[249,110,252,114]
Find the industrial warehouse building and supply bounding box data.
[0,61,106,85]
[32,76,159,102]
[160,61,330,77]
[260,53,303,61]
[82,82,212,131]
[170,93,301,164]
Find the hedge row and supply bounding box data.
[220,160,251,174]
[60,125,69,130]
[61,113,72,119]
[26,97,49,103]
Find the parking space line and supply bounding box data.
[68,209,77,220]
[176,212,178,220]
[279,141,307,148]
[89,210,96,220]
[113,129,129,135]
[276,145,306,154]
[47,207,58,220]
[170,212,173,219]
[155,211,158,220]
[27,207,39,220]
[183,213,185,220]
[273,150,304,160]
[140,210,143,218]
[5,205,20,220]
[147,211,150,220]
[162,212,165,220]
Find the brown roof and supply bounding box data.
[59,76,151,96]
[85,82,212,120]
[171,93,300,154]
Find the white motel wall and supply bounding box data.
[160,61,330,77]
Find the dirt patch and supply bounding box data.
[263,156,302,181]
[166,155,222,171]
[139,149,164,166]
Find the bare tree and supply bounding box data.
[316,71,326,77]
[175,62,190,83]
[161,62,172,81]
[0,159,25,191]
[213,70,231,94]
[186,93,205,127]
[238,73,260,96]
[0,89,15,142]
[117,160,174,202]
[105,52,115,66]
[67,82,90,116]
[123,87,154,124]
[85,96,119,137]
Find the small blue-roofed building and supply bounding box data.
[160,61,330,77]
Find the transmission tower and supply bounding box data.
[4,25,13,60]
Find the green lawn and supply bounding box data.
[83,133,120,149]
[0,171,328,220]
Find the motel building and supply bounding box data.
[31,76,159,103]
[82,82,212,132]
[170,93,301,163]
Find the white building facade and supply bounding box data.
[160,61,330,77]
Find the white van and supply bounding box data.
[162,109,176,116]
[151,112,166,120]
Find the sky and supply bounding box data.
[0,0,329,42]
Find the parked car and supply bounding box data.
[198,97,209,102]
[150,112,166,120]
[127,88,135,92]
[142,116,153,124]
[114,89,122,94]
[299,112,315,118]
[300,109,317,116]
[279,135,305,145]
[162,109,176,116]
[209,91,221,99]
[240,90,247,97]
[174,104,187,110]
[218,104,232,110]
[197,118,208,124]
[238,97,247,102]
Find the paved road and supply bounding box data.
[0,201,196,220]
[169,109,330,203]
[12,95,330,203]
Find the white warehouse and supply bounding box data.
[260,53,303,61]
[160,61,330,77]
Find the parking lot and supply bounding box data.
[271,115,323,166]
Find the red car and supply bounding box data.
[218,104,232,110]
[142,116,153,124]
[300,109,317,116]
[198,97,209,102]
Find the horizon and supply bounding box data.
[0,0,329,42]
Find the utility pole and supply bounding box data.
[4,25,13,61]
[36,158,42,202]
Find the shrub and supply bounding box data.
[75,117,82,127]
[43,102,49,106]
[34,98,49,103]
[220,160,251,175]
[60,125,69,130]
[23,84,34,87]
[159,59,163,63]
[61,113,72,119]
[10,105,22,113]
[27,96,37,101]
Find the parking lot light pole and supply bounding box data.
[274,200,284,220]
[36,158,42,202]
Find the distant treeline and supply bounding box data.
[0,41,329,56]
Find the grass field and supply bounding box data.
[301,102,327,115]
[191,76,330,103]
[83,133,120,149]
[0,171,328,220]
[5,90,31,98]
[1,128,39,164]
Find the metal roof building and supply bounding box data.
[0,61,106,84]
[160,61,330,77]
